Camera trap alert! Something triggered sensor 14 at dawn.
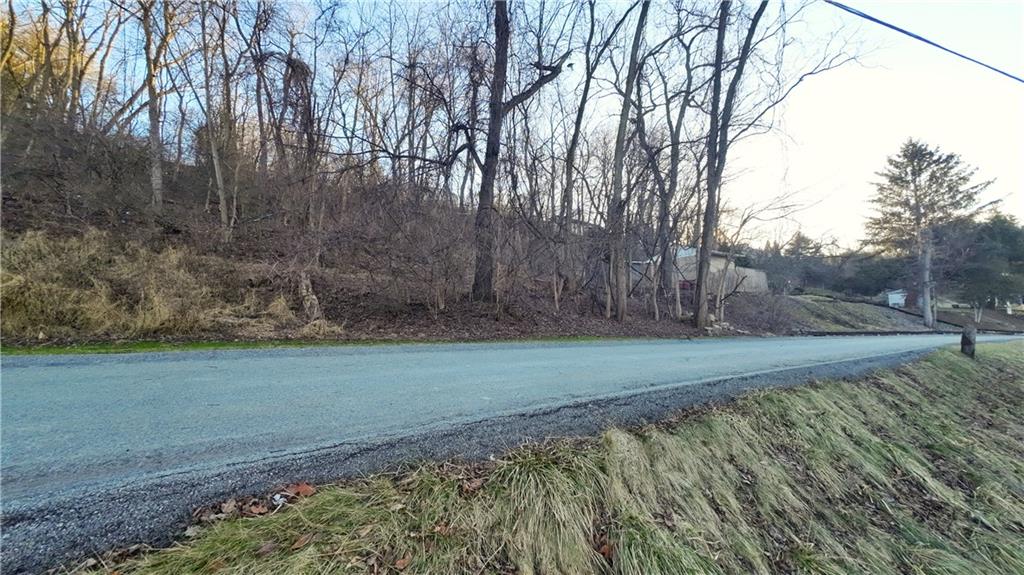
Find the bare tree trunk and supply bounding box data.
[715,257,733,323]
[674,272,682,319]
[658,55,694,318]
[209,130,229,230]
[695,3,729,331]
[199,3,230,237]
[0,0,15,73]
[607,0,650,321]
[236,0,270,183]
[921,227,935,329]
[299,272,323,322]
[141,0,170,214]
[145,68,163,214]
[651,263,660,321]
[173,90,186,177]
[604,262,612,319]
[471,2,568,302]
[458,45,482,211]
[470,1,510,302]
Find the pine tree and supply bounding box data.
[865,139,991,327]
[956,215,1024,321]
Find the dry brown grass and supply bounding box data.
[0,230,325,342]
[2,230,212,339]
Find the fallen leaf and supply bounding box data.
[285,481,316,498]
[220,499,237,514]
[184,525,202,538]
[255,541,279,557]
[357,524,374,537]
[461,477,485,494]
[291,533,315,551]
[246,503,269,516]
[599,543,613,560]
[394,554,412,570]
[432,523,451,536]
[389,503,406,512]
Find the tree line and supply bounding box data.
[3,0,851,326]
[751,139,1021,325]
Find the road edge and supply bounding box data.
[1,347,942,575]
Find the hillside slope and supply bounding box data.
[937,308,1024,333]
[4,231,983,349]
[727,294,959,334]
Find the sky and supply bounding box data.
[728,0,1024,248]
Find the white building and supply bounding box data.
[883,289,907,308]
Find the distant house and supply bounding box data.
[883,289,907,308]
[631,247,768,294]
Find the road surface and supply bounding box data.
[1,334,1019,573]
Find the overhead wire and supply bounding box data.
[824,0,1024,85]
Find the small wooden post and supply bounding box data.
[960,325,977,359]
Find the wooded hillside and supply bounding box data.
[2,0,851,341]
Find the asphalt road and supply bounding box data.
[1,334,1019,573]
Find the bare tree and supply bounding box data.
[694,0,767,330]
[471,0,569,302]
[553,0,636,310]
[605,0,650,321]
[140,0,176,214]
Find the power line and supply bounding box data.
[824,0,1024,85]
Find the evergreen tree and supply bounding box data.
[865,139,991,327]
[955,215,1024,320]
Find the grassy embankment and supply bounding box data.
[88,342,1024,574]
[0,230,339,346]
[785,294,939,332]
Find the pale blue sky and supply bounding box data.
[730,0,1024,247]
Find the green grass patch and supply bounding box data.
[89,342,1024,574]
[1,339,322,355]
[0,335,645,356]
[0,338,438,356]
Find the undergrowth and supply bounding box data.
[85,342,1024,574]
[1,230,309,341]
